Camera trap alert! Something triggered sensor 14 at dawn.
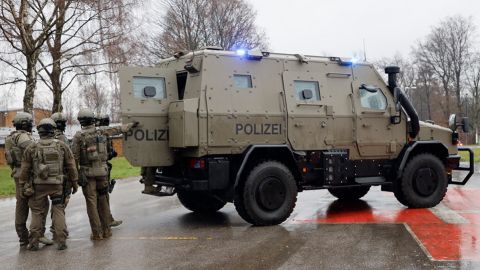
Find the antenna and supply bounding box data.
[363,38,367,61]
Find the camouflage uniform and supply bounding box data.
[96,114,122,227]
[19,118,78,250]
[4,112,34,246]
[72,109,134,240]
[44,112,71,237]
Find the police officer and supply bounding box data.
[95,114,122,227]
[46,112,71,236]
[72,109,136,240]
[19,118,78,250]
[4,112,34,246]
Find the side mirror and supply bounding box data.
[394,87,401,112]
[360,84,379,93]
[448,114,457,131]
[461,117,469,133]
[449,114,470,133]
[143,86,156,98]
[301,89,313,100]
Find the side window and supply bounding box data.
[233,74,252,88]
[359,88,387,110]
[132,76,166,100]
[294,80,320,101]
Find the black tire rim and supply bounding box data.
[256,177,286,211]
[413,167,438,197]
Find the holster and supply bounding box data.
[51,195,63,205]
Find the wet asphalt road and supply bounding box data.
[0,170,479,270]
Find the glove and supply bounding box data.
[121,121,140,132]
[23,183,34,198]
[19,191,26,200]
[71,182,79,194]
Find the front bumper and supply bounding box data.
[448,147,474,185]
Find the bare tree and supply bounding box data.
[79,73,108,116]
[0,0,57,113]
[443,16,476,115]
[148,0,267,60]
[466,53,480,142]
[414,15,476,117]
[37,0,135,113]
[415,63,437,121]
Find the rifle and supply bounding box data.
[106,162,115,193]
[78,167,88,187]
[61,177,71,205]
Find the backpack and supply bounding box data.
[78,128,109,177]
[32,139,64,185]
[5,130,33,168]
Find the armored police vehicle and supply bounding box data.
[119,48,473,225]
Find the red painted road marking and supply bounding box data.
[292,188,480,261]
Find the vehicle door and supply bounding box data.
[283,61,333,150]
[119,66,176,166]
[352,65,406,158]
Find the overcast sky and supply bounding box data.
[248,0,480,60]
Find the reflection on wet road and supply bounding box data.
[0,175,478,270]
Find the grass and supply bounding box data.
[109,157,141,179]
[459,146,480,163]
[0,166,15,197]
[0,157,140,197]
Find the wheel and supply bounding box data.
[328,186,370,201]
[177,190,226,213]
[393,153,448,208]
[234,161,297,226]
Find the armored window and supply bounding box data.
[132,76,166,100]
[359,87,387,110]
[294,80,320,101]
[233,74,252,88]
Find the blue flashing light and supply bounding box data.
[350,57,359,64]
[236,49,247,56]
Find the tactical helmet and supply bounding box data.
[96,114,110,127]
[12,112,33,132]
[37,118,57,137]
[77,108,95,126]
[51,112,67,132]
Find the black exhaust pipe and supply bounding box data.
[385,66,420,138]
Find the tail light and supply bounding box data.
[188,158,206,169]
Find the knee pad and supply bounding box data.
[50,195,63,205]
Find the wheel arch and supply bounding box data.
[234,145,301,190]
[396,141,449,179]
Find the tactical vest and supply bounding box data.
[32,139,64,185]
[5,130,33,168]
[79,129,109,177]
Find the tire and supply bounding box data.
[234,161,297,226]
[328,186,371,201]
[177,190,226,213]
[394,153,448,208]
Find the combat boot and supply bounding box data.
[110,220,123,227]
[39,236,54,245]
[26,243,39,251]
[56,242,67,250]
[90,234,103,241]
[142,185,156,195]
[103,230,112,239]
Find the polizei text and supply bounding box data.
[235,123,282,135]
[124,129,169,141]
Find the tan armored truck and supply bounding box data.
[119,48,473,225]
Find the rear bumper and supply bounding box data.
[448,147,474,185]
